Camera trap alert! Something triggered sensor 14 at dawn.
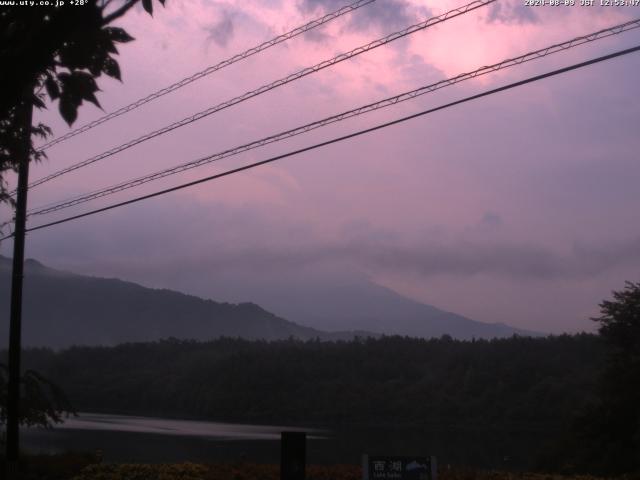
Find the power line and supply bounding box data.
[35,0,378,151]
[25,0,495,192]
[6,44,637,240]
[27,17,640,217]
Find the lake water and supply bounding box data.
[23,412,324,464]
[39,412,323,440]
[22,412,551,469]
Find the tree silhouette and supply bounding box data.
[0,363,75,433]
[0,0,166,469]
[0,0,166,206]
[588,281,640,474]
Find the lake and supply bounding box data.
[22,412,552,469]
[23,412,323,464]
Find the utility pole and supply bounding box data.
[6,91,33,478]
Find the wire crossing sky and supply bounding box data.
[34,0,378,152]
[9,0,640,334]
[10,44,638,240]
[26,0,496,192]
[26,17,640,218]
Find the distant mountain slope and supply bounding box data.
[0,256,539,348]
[193,268,541,340]
[0,256,361,348]
[272,278,540,339]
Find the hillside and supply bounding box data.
[0,256,359,348]
[253,274,540,339]
[0,256,537,347]
[188,266,541,339]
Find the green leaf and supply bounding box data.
[84,92,102,109]
[70,71,102,109]
[103,57,121,81]
[88,53,107,76]
[105,26,135,43]
[59,98,78,126]
[57,71,103,121]
[32,123,52,140]
[31,93,46,110]
[103,38,119,54]
[59,41,91,70]
[84,90,102,109]
[142,0,153,15]
[44,74,59,100]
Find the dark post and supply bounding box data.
[6,94,33,478]
[281,431,306,480]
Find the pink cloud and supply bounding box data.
[17,0,640,334]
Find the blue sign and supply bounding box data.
[363,456,435,480]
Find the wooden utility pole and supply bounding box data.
[6,93,33,478]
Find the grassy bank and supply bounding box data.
[70,463,637,480]
[7,455,634,480]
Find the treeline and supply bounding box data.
[18,334,603,429]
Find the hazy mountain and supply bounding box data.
[188,267,542,340]
[0,256,538,348]
[0,256,364,348]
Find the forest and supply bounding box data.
[19,334,603,429]
[12,334,611,472]
[6,280,640,475]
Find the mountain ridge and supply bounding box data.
[0,255,539,347]
[0,255,368,347]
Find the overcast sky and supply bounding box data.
[3,0,640,334]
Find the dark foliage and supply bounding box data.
[11,335,609,471]
[591,282,640,473]
[0,451,100,480]
[0,0,165,207]
[584,282,640,474]
[538,283,640,475]
[18,334,603,433]
[0,363,75,433]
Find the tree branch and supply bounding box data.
[102,0,139,26]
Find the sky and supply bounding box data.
[3,0,640,334]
